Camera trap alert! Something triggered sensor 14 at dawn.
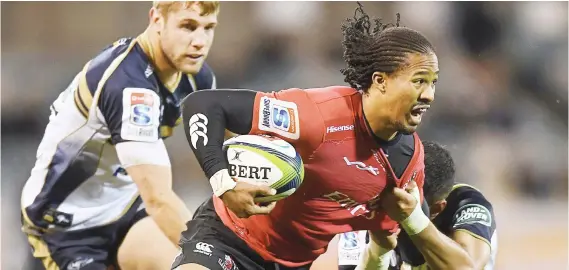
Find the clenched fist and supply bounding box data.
[380,181,420,222]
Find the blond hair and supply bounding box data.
[153,1,220,16]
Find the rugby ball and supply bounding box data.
[223,135,304,203]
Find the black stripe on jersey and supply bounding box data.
[73,86,89,117]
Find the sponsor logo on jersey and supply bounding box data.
[144,64,153,78]
[67,257,94,270]
[327,125,354,133]
[258,97,300,140]
[323,191,381,220]
[453,204,492,227]
[188,113,209,149]
[344,157,379,176]
[218,255,238,270]
[228,164,271,180]
[193,242,214,256]
[43,208,73,228]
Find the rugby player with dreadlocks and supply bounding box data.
[172,3,473,270]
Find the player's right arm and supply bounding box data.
[181,89,323,217]
[381,181,474,270]
[101,85,192,246]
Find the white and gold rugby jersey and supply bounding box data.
[21,37,216,231]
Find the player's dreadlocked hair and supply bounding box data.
[422,141,455,205]
[341,3,435,91]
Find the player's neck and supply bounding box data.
[137,30,180,83]
[362,98,398,141]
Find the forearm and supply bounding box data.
[403,218,473,269]
[183,89,257,178]
[145,191,193,245]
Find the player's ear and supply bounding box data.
[371,72,387,94]
[149,7,164,32]
[429,200,447,219]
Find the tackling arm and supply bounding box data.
[402,186,474,270]
[451,230,491,269]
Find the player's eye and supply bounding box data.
[432,79,438,86]
[182,24,197,31]
[413,79,426,86]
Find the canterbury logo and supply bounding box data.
[188,113,209,149]
[195,242,214,253]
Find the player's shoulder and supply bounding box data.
[448,184,493,208]
[189,62,216,90]
[444,183,495,228]
[84,37,155,96]
[303,86,359,104]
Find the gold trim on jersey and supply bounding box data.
[451,183,480,192]
[164,72,182,93]
[26,234,60,270]
[72,61,94,118]
[136,32,182,93]
[160,126,174,137]
[187,74,197,90]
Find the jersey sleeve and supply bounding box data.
[250,89,325,156]
[99,83,162,144]
[182,88,325,179]
[449,188,496,245]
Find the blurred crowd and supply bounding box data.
[2,2,567,269]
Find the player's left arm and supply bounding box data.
[192,63,236,140]
[449,194,496,269]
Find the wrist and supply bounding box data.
[210,169,237,197]
[400,201,430,236]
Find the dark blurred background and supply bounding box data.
[2,2,567,269]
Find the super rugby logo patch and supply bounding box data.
[121,88,160,142]
[258,96,300,140]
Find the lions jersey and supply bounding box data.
[21,37,216,232]
[338,184,498,270]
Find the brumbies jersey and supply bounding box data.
[338,184,498,270]
[394,184,498,270]
[21,37,216,232]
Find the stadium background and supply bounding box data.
[1,2,567,269]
